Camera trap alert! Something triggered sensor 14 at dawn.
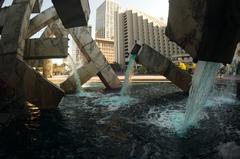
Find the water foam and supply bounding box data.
[92,93,139,111]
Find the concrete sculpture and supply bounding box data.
[166,0,240,64]
[0,0,120,109]
[132,43,192,92]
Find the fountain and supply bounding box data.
[183,61,221,129]
[68,55,83,94]
[93,46,141,109]
[120,54,137,96]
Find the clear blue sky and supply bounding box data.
[3,0,169,38]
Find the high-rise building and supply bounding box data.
[114,9,187,67]
[96,38,115,64]
[96,0,120,40]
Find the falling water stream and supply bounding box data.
[120,54,137,96]
[182,61,221,131]
[93,54,139,109]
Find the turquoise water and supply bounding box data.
[183,61,221,130]
[120,54,137,96]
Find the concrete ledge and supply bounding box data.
[0,55,64,109]
[60,62,98,93]
[24,37,68,59]
[52,0,90,28]
[27,7,58,38]
[136,44,192,92]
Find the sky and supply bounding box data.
[3,0,169,38]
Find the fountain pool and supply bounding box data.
[0,82,240,159]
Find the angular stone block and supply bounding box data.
[68,27,92,60]
[48,22,68,38]
[0,55,64,109]
[60,62,98,93]
[32,0,42,13]
[52,21,121,91]
[83,42,108,69]
[24,37,68,59]
[51,0,90,28]
[1,2,33,55]
[97,65,121,89]
[27,7,58,38]
[136,43,192,92]
[166,0,240,64]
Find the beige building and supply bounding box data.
[114,9,187,67]
[96,0,120,40]
[96,38,115,64]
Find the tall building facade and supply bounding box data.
[114,10,187,67]
[96,38,115,64]
[96,0,120,40]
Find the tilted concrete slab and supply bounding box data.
[51,0,90,28]
[48,22,68,38]
[0,7,8,33]
[68,27,121,90]
[27,6,58,38]
[135,43,192,92]
[97,65,122,89]
[0,0,64,109]
[60,62,98,93]
[50,20,121,91]
[166,0,239,64]
[1,0,36,55]
[32,0,42,13]
[0,55,64,109]
[24,37,68,59]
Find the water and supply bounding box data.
[94,93,139,111]
[68,55,83,93]
[183,61,221,130]
[2,83,240,159]
[82,54,139,109]
[1,83,240,159]
[120,54,137,96]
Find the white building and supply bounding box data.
[114,9,187,67]
[96,0,120,40]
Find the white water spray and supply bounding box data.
[68,55,83,93]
